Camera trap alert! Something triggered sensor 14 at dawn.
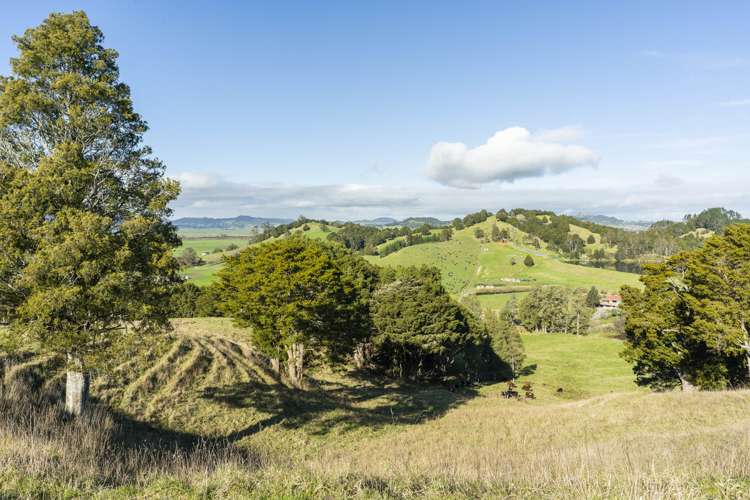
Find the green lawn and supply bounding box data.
[516,330,639,400]
[177,237,249,260]
[477,292,528,312]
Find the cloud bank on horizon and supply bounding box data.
[425,127,599,188]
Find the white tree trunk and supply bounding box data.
[677,371,696,392]
[65,370,89,416]
[286,342,305,389]
[353,342,372,370]
[270,357,282,380]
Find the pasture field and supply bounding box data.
[177,237,250,259]
[372,217,640,296]
[3,318,749,498]
[476,291,528,312]
[177,227,258,238]
[180,223,338,284]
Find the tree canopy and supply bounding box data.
[0,12,180,413]
[218,236,377,387]
[621,224,750,390]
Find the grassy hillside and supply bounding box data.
[3,318,750,497]
[370,216,640,299]
[178,217,640,294]
[180,222,338,284]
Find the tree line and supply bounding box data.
[498,207,747,262]
[214,236,524,387]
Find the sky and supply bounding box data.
[2,1,750,221]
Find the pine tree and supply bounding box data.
[0,12,180,415]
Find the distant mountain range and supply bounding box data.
[174,215,450,230]
[173,215,292,229]
[354,217,450,228]
[574,214,652,230]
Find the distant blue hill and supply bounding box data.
[173,215,292,229]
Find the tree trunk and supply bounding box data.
[353,342,372,370]
[270,357,282,380]
[286,342,305,389]
[65,370,90,416]
[677,371,696,392]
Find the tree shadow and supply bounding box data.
[201,375,479,441]
[519,363,537,376]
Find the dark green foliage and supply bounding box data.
[491,223,501,241]
[370,266,497,381]
[0,12,181,373]
[514,287,591,335]
[586,286,600,308]
[474,228,485,239]
[178,247,203,267]
[195,284,224,317]
[587,234,596,244]
[218,236,377,375]
[484,310,525,378]
[524,255,535,267]
[621,224,750,390]
[591,248,607,260]
[225,243,239,251]
[167,283,223,318]
[168,283,203,318]
[462,209,490,227]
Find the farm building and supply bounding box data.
[600,294,622,309]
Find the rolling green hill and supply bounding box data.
[368,216,640,305]
[180,222,339,284]
[181,217,641,296]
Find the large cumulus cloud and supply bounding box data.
[425,127,599,188]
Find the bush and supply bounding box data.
[524,255,535,267]
[370,266,498,382]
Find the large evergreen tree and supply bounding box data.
[370,266,490,380]
[621,225,750,390]
[0,12,180,414]
[218,236,376,388]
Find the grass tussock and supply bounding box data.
[0,380,259,497]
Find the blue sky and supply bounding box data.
[2,1,750,220]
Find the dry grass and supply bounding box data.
[2,319,750,497]
[0,383,259,497]
[305,390,750,497]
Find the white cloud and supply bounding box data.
[168,170,750,222]
[172,172,219,189]
[425,127,599,188]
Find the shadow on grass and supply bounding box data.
[519,364,537,376]
[201,375,479,441]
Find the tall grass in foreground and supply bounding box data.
[0,381,259,495]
